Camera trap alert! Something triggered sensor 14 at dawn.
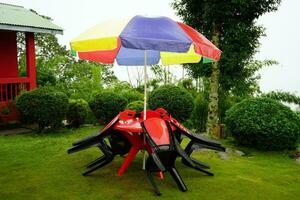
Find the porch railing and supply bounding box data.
[0,77,30,103]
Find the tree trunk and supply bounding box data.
[206,23,220,136]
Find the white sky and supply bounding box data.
[2,0,300,95]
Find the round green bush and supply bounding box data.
[225,97,300,150]
[148,85,194,121]
[16,88,68,130]
[126,101,144,113]
[89,91,127,123]
[66,99,89,128]
[120,90,143,104]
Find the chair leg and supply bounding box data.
[193,165,214,176]
[182,157,210,169]
[67,142,94,154]
[182,140,211,169]
[82,158,112,176]
[191,158,210,169]
[184,141,194,156]
[169,167,187,192]
[85,155,106,168]
[118,147,139,176]
[146,171,161,196]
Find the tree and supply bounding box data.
[17,9,70,86]
[57,60,104,101]
[17,9,117,95]
[172,0,281,135]
[17,9,69,60]
[262,91,300,107]
[150,65,174,85]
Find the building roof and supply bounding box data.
[0,3,63,34]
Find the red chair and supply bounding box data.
[68,109,225,195]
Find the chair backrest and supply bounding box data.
[143,118,170,146]
[143,118,178,172]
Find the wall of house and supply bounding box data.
[0,30,18,78]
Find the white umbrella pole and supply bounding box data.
[143,50,148,121]
[142,50,147,170]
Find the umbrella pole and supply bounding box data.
[142,50,147,170]
[143,50,148,121]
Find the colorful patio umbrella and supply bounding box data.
[70,15,221,120]
[70,15,221,169]
[71,16,221,64]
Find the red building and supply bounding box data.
[0,3,63,122]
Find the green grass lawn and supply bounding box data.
[0,126,299,200]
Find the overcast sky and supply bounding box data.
[2,0,300,95]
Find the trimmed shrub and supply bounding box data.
[225,97,300,150]
[89,91,127,123]
[126,101,144,113]
[191,93,208,132]
[85,108,99,125]
[66,99,89,128]
[16,88,68,130]
[120,90,143,104]
[148,85,194,121]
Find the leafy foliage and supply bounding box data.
[225,98,300,150]
[16,10,117,100]
[191,92,240,132]
[17,28,69,87]
[228,60,278,96]
[89,91,127,124]
[19,46,116,101]
[110,81,132,92]
[57,61,117,97]
[126,101,144,113]
[119,90,143,104]
[191,93,208,132]
[16,88,68,131]
[150,65,174,85]
[172,0,281,94]
[17,10,69,60]
[66,99,89,128]
[262,91,300,106]
[218,94,241,123]
[149,85,194,121]
[57,61,103,101]
[296,110,300,120]
[19,55,69,86]
[177,78,200,97]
